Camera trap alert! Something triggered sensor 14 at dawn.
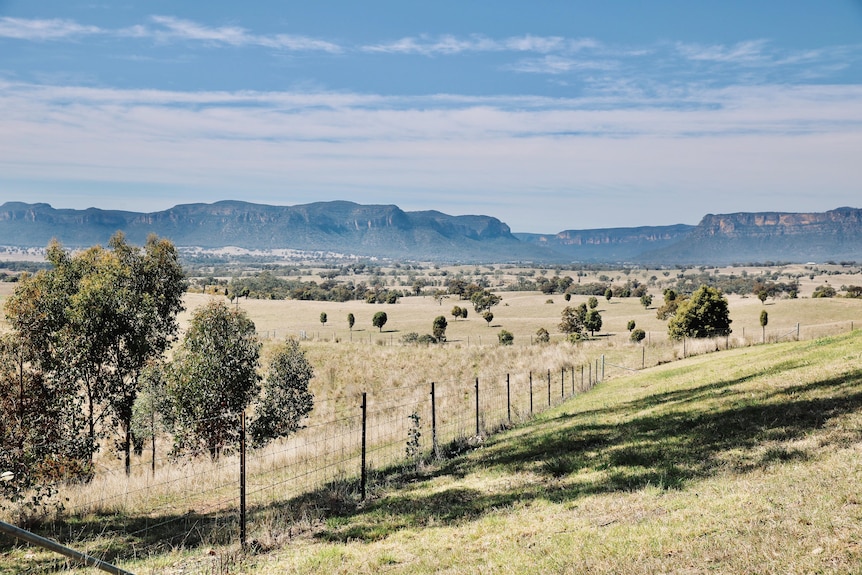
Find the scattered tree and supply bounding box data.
[498,330,514,346]
[584,310,603,337]
[482,310,494,327]
[559,303,587,336]
[640,294,653,309]
[319,312,327,326]
[667,285,732,340]
[760,310,768,343]
[535,327,550,344]
[372,311,388,332]
[451,305,463,319]
[432,315,448,342]
[347,312,355,331]
[627,320,636,332]
[656,289,682,320]
[588,296,599,310]
[471,290,502,314]
[604,288,613,302]
[630,328,646,343]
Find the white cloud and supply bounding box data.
[361,34,600,56]
[0,17,103,40]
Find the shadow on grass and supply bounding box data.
[312,368,862,543]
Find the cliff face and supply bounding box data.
[642,207,862,264]
[1,201,860,264]
[0,200,545,262]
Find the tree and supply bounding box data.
[459,307,468,319]
[584,310,603,337]
[758,291,768,305]
[482,311,494,327]
[627,320,636,332]
[319,312,327,326]
[564,293,571,302]
[640,294,653,309]
[559,304,587,335]
[249,339,314,447]
[432,315,448,342]
[604,288,613,302]
[451,305,462,320]
[347,313,355,331]
[656,289,682,320]
[167,301,261,459]
[760,310,768,343]
[372,311,388,332]
[535,327,550,344]
[667,285,732,340]
[588,296,599,310]
[471,289,502,314]
[630,328,646,344]
[498,330,514,346]
[3,234,186,474]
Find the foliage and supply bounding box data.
[249,338,314,448]
[535,327,550,344]
[482,311,494,327]
[372,311,388,332]
[627,320,636,332]
[630,328,646,343]
[405,411,421,461]
[3,233,186,474]
[812,285,837,298]
[471,289,502,314]
[319,312,327,326]
[584,310,603,336]
[843,285,862,298]
[559,304,587,335]
[432,315,448,342]
[347,313,355,331]
[588,296,599,310]
[451,305,462,319]
[498,330,514,346]
[604,288,613,301]
[640,293,653,309]
[656,289,683,320]
[760,310,769,328]
[667,285,732,340]
[167,301,261,459]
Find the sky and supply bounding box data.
[1,1,861,233]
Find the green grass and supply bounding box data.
[6,330,862,573]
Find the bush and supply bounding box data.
[630,328,646,343]
[498,330,514,346]
[535,327,550,344]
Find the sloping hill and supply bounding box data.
[253,332,862,573]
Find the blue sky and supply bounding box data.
[1,1,861,233]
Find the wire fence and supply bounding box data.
[12,316,861,564]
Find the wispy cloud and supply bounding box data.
[145,15,343,53]
[0,17,103,40]
[361,34,599,55]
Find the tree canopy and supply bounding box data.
[667,285,732,340]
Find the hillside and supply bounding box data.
[6,329,861,573]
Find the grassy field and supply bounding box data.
[3,327,862,573]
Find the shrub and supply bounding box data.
[498,330,514,346]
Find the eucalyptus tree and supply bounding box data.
[167,300,261,460]
[4,233,186,475]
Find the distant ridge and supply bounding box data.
[1,201,860,264]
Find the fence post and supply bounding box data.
[547,369,551,406]
[642,346,645,369]
[581,365,584,391]
[529,371,533,414]
[475,378,480,436]
[571,366,575,395]
[796,323,800,339]
[601,355,605,382]
[240,411,247,550]
[506,374,511,423]
[589,363,592,387]
[561,367,565,399]
[431,382,438,458]
[360,392,367,500]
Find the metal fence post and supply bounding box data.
[506,374,511,423]
[475,377,480,436]
[240,411,246,550]
[529,371,533,414]
[431,382,438,458]
[547,369,551,406]
[360,392,367,500]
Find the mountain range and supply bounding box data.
[1,201,860,265]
